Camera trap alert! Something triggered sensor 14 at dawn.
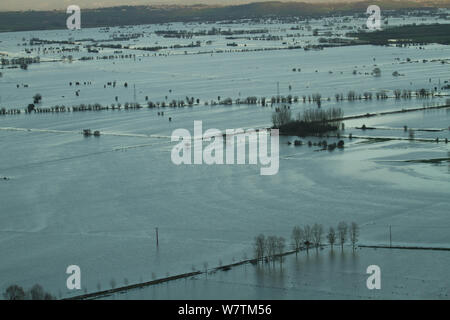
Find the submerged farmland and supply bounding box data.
[0,11,450,299]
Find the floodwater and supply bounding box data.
[0,14,449,299]
[102,247,450,300]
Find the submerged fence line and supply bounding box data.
[0,90,448,117]
[64,248,304,300]
[327,103,450,123]
[359,245,450,251]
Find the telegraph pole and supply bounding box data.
[277,81,280,101]
[156,227,159,247]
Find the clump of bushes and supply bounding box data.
[271,106,292,128]
[272,107,344,137]
[2,284,54,300]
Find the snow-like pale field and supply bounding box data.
[102,247,450,300]
[0,15,449,299]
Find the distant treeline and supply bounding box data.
[349,23,450,45]
[0,1,447,32]
[154,28,270,38]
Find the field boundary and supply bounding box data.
[63,249,300,300]
[62,243,450,300]
[334,103,450,122]
[359,245,450,251]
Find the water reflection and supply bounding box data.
[254,260,287,296]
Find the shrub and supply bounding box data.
[271,107,292,128]
[274,108,344,136]
[3,285,26,300]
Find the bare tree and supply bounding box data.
[372,67,381,77]
[276,237,286,266]
[43,292,54,300]
[254,234,266,264]
[291,226,304,256]
[110,278,116,289]
[266,236,278,266]
[27,284,54,300]
[337,222,348,251]
[327,227,336,250]
[29,284,45,300]
[3,285,26,300]
[303,225,312,254]
[349,222,359,251]
[272,107,292,128]
[33,93,42,104]
[312,223,324,252]
[203,262,209,278]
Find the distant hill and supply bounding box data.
[0,1,448,32]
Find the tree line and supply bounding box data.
[2,284,54,300]
[253,222,359,264]
[272,107,344,136]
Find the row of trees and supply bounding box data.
[273,106,344,127]
[272,107,344,136]
[200,87,440,107]
[337,88,440,102]
[299,107,343,126]
[2,284,54,300]
[1,57,40,67]
[254,235,286,266]
[292,222,359,254]
[21,102,144,114]
[253,222,360,265]
[0,108,22,115]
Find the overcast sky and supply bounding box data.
[0,0,366,12]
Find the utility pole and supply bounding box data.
[133,84,137,105]
[277,81,280,101]
[156,227,159,247]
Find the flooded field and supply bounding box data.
[101,247,450,300]
[0,12,449,299]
